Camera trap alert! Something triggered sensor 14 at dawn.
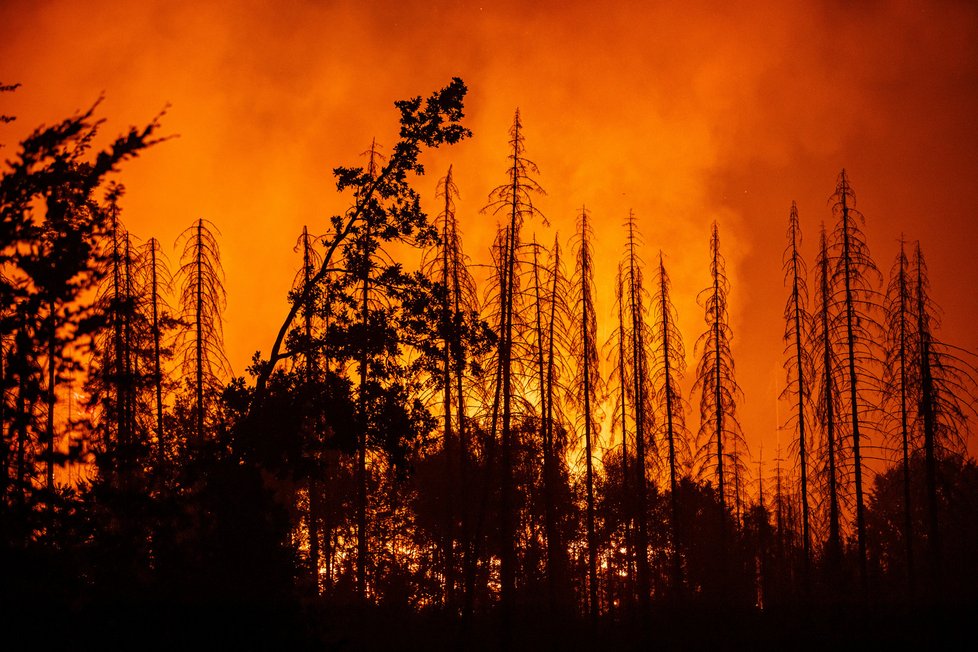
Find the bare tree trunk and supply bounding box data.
[626,215,651,615]
[916,248,941,591]
[839,193,868,593]
[148,241,165,474]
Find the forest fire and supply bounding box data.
[3,1,978,648]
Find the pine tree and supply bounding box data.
[911,243,976,590]
[882,238,917,593]
[813,224,845,569]
[781,202,813,583]
[138,236,174,477]
[569,206,602,622]
[651,252,691,595]
[693,222,747,513]
[621,211,654,613]
[482,108,546,624]
[89,192,146,484]
[175,218,230,442]
[827,169,881,593]
[528,234,572,614]
[421,165,491,609]
[0,99,163,527]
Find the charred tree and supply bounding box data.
[814,225,845,570]
[482,108,546,628]
[175,218,230,442]
[570,206,602,623]
[622,211,654,614]
[651,252,691,596]
[882,238,917,595]
[827,170,881,594]
[781,202,813,585]
[693,222,748,514]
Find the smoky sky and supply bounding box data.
[3,0,978,462]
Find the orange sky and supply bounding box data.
[3,0,978,474]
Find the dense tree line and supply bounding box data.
[2,78,976,648]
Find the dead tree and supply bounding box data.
[651,252,691,595]
[569,206,602,622]
[482,108,546,625]
[827,170,881,593]
[175,218,230,442]
[693,222,748,513]
[882,238,917,594]
[781,202,813,584]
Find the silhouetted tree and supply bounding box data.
[827,169,881,593]
[813,224,846,571]
[138,236,174,476]
[528,234,572,615]
[88,191,147,486]
[693,222,748,514]
[420,165,493,609]
[881,237,917,594]
[911,243,977,591]
[482,108,546,629]
[651,252,691,595]
[174,219,230,443]
[781,201,813,584]
[621,211,654,614]
[0,100,163,524]
[568,206,602,622]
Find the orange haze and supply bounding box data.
[3,0,978,475]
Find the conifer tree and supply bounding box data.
[813,225,845,567]
[482,108,545,623]
[569,206,602,621]
[693,222,747,512]
[139,236,174,475]
[90,192,144,483]
[781,202,813,581]
[421,165,491,608]
[175,218,230,442]
[882,238,917,593]
[651,252,691,594]
[911,243,976,589]
[529,234,572,613]
[621,211,654,612]
[827,170,881,592]
[0,99,163,521]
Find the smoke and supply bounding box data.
[3,0,977,459]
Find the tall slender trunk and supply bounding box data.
[533,240,560,615]
[626,215,651,614]
[616,268,633,611]
[659,257,682,595]
[840,196,868,592]
[149,242,165,474]
[895,244,915,595]
[499,129,521,635]
[543,240,566,617]
[195,219,204,442]
[788,208,811,584]
[819,232,842,565]
[579,210,598,624]
[713,261,725,512]
[301,226,321,594]
[440,179,457,607]
[356,140,382,602]
[916,247,941,590]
